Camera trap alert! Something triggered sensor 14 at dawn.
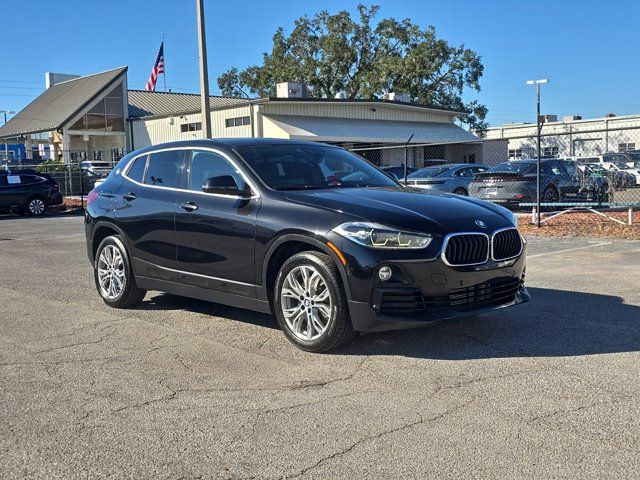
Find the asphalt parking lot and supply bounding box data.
[1,215,639,479]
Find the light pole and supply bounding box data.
[526,79,549,227]
[0,110,15,165]
[196,0,212,139]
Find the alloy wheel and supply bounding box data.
[29,199,45,215]
[97,244,125,300]
[281,265,332,341]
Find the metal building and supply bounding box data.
[0,69,482,168]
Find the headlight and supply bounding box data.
[332,222,432,249]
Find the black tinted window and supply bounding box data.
[0,176,7,187]
[127,155,147,183]
[238,145,397,190]
[144,151,183,188]
[20,175,42,185]
[188,150,246,192]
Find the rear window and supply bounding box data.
[20,175,43,185]
[144,151,183,188]
[489,162,535,174]
[126,155,147,183]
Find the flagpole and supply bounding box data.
[162,32,167,92]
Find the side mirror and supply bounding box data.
[202,175,252,198]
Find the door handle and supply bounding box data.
[180,201,199,212]
[122,192,137,201]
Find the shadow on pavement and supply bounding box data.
[137,292,279,330]
[340,287,640,359]
[136,287,640,359]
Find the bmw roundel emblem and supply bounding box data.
[475,220,487,228]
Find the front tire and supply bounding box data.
[26,196,47,216]
[274,251,354,352]
[94,235,146,308]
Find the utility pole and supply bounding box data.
[526,79,549,227]
[196,0,212,139]
[1,110,15,165]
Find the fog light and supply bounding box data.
[378,266,392,281]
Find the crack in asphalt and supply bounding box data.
[286,397,476,479]
[32,330,116,355]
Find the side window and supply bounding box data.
[6,175,21,185]
[20,175,42,185]
[540,163,551,175]
[126,155,147,183]
[144,151,183,188]
[188,150,246,192]
[549,161,567,176]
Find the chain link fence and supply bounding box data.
[347,126,640,224]
[3,137,639,224]
[2,150,124,200]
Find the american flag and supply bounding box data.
[145,42,165,91]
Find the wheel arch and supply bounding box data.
[261,234,352,305]
[90,220,128,264]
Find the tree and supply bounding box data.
[217,5,487,130]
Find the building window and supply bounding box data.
[180,122,202,133]
[542,146,559,158]
[225,116,251,128]
[68,84,125,132]
[619,143,635,152]
[508,149,524,159]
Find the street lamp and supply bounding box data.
[0,110,15,167]
[526,79,549,227]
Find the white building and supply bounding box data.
[483,113,640,161]
[0,68,484,168]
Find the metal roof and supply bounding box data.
[0,67,127,139]
[127,90,248,118]
[264,115,480,144]
[266,97,467,114]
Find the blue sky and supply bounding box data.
[1,0,638,126]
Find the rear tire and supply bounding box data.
[453,187,468,196]
[25,196,47,216]
[274,251,355,352]
[541,186,559,211]
[94,235,147,308]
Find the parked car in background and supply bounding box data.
[406,164,488,195]
[79,161,112,178]
[570,155,638,187]
[468,158,608,207]
[85,139,529,352]
[603,161,640,186]
[0,170,63,215]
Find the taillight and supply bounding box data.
[87,190,99,206]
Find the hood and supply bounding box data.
[283,187,514,235]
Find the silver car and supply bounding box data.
[406,163,489,195]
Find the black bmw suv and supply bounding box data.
[0,170,63,216]
[85,139,529,352]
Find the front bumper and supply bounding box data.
[332,233,529,333]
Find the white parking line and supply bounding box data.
[527,241,613,258]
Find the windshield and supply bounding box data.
[489,162,535,174]
[236,144,399,190]
[408,166,449,178]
